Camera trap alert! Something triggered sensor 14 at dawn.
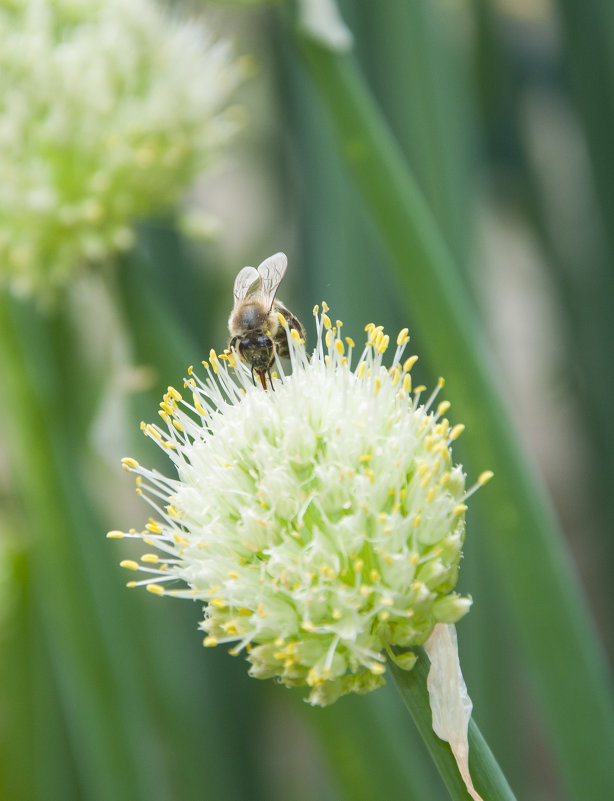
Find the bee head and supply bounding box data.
[238,334,274,371]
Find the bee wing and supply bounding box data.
[256,252,288,312]
[233,265,260,304]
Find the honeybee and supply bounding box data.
[227,252,305,389]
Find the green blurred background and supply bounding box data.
[1,1,613,799]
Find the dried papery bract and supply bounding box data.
[425,624,484,801]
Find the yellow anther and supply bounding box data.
[257,602,267,618]
[141,554,159,564]
[210,597,226,610]
[353,558,364,572]
[167,386,182,402]
[322,313,332,330]
[377,334,390,354]
[360,584,373,597]
[193,395,207,416]
[413,515,422,527]
[427,487,438,504]
[414,384,426,394]
[145,424,161,440]
[312,304,319,316]
[410,553,419,565]
[453,503,468,515]
[202,361,209,369]
[188,365,194,375]
[276,311,287,327]
[391,365,401,386]
[336,319,343,328]
[239,607,252,616]
[146,584,165,596]
[172,419,184,433]
[403,355,418,372]
[370,569,381,582]
[335,339,344,355]
[301,620,316,633]
[438,377,445,388]
[436,400,451,417]
[396,328,410,346]
[479,470,494,486]
[369,662,386,675]
[228,570,240,579]
[345,336,355,348]
[364,322,375,334]
[126,581,138,588]
[222,621,239,636]
[291,328,302,342]
[325,329,333,348]
[140,421,146,430]
[203,636,218,647]
[120,560,139,571]
[402,373,412,393]
[106,530,125,539]
[450,424,465,440]
[357,362,366,379]
[322,301,329,312]
[380,596,394,607]
[359,453,372,463]
[121,457,140,471]
[209,349,219,373]
[332,609,342,620]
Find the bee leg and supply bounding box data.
[256,370,268,390]
[267,368,275,391]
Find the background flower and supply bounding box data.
[0,0,243,294]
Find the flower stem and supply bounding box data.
[292,24,614,799]
[0,292,156,801]
[388,652,516,801]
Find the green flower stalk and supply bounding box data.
[0,0,243,294]
[110,291,492,708]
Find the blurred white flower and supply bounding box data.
[297,0,353,52]
[0,0,244,294]
[110,304,491,706]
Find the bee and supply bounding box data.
[227,252,305,389]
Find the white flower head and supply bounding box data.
[110,303,492,706]
[0,0,244,294]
